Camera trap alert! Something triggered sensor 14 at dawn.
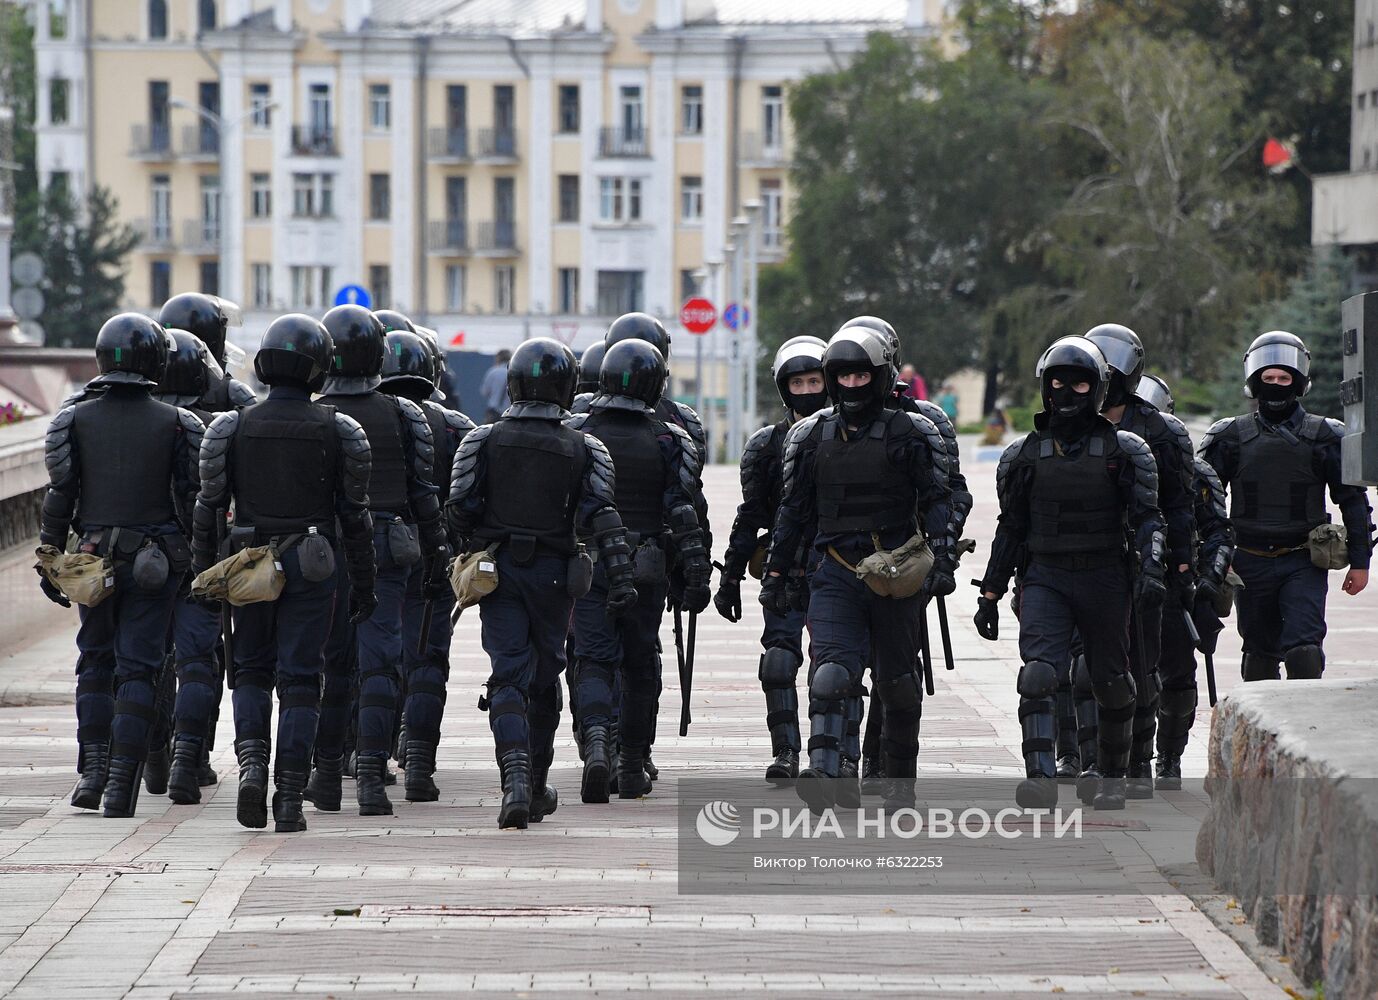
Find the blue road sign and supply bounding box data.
[723,303,750,331]
[334,284,373,308]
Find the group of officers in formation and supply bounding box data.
[37,292,1373,830]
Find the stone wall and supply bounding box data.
[1,486,42,550]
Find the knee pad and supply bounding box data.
[1071,654,1093,697]
[881,671,923,714]
[1160,685,1196,718]
[1241,653,1281,682]
[1094,670,1136,711]
[175,657,218,688]
[1284,644,1325,680]
[76,673,114,697]
[809,661,853,701]
[1016,660,1058,699]
[759,647,802,687]
[235,669,273,693]
[275,680,320,712]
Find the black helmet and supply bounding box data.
[578,340,608,395]
[507,337,578,407]
[254,314,333,388]
[373,309,416,334]
[1082,323,1145,403]
[772,336,828,416]
[1135,373,1174,415]
[600,339,666,406]
[158,292,238,364]
[380,331,436,396]
[322,304,386,383]
[415,326,447,388]
[1036,336,1111,414]
[161,329,223,399]
[606,312,671,361]
[1243,330,1311,398]
[95,313,170,384]
[839,316,900,364]
[823,328,893,420]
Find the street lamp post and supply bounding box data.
[743,199,761,437]
[701,257,722,463]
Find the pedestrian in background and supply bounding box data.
[898,363,928,401]
[482,349,512,423]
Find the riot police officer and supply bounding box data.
[449,338,638,828]
[764,329,955,813]
[577,340,608,398]
[568,341,710,801]
[377,328,476,801]
[40,314,204,817]
[715,336,829,785]
[193,315,377,831]
[309,305,448,817]
[1200,331,1373,681]
[974,337,1166,810]
[158,292,256,411]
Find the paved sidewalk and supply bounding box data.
[1,446,1361,998]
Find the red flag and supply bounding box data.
[1262,137,1292,172]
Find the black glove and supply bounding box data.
[1135,571,1167,611]
[786,576,810,613]
[349,589,378,625]
[607,577,639,619]
[37,570,71,609]
[923,563,956,598]
[1171,567,1196,609]
[760,574,789,615]
[713,578,742,622]
[423,546,453,600]
[683,553,712,591]
[1196,571,1222,606]
[685,583,711,615]
[191,558,213,580]
[973,596,999,641]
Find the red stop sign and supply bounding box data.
[680,297,717,335]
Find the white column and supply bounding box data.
[649,59,676,318]
[221,52,247,307]
[527,60,553,314]
[578,63,602,320]
[389,71,414,312]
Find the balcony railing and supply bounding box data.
[426,127,470,161]
[291,125,338,156]
[131,217,176,250]
[426,219,470,254]
[130,123,173,159]
[183,219,221,254]
[741,131,786,164]
[475,127,518,160]
[598,126,649,158]
[180,124,220,158]
[475,220,517,254]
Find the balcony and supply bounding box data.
[180,125,219,160]
[474,220,517,255]
[474,128,518,162]
[130,123,174,160]
[183,219,221,255]
[740,131,786,165]
[426,219,470,255]
[426,127,470,162]
[598,126,649,158]
[131,217,176,251]
[291,125,338,157]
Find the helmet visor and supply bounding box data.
[1086,336,1141,377]
[1135,377,1172,413]
[1246,343,1309,380]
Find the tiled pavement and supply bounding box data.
[2,441,1369,999]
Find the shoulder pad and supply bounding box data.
[1115,428,1153,460]
[44,405,78,483]
[1118,428,1159,497]
[570,392,594,415]
[448,421,493,503]
[742,424,777,466]
[994,436,1028,497]
[227,379,257,407]
[666,419,699,461]
[666,420,702,493]
[584,433,617,507]
[444,408,477,435]
[198,411,240,502]
[785,411,825,450]
[177,406,206,437]
[1158,410,1194,458]
[393,395,430,434]
[333,411,369,452]
[47,403,76,436]
[564,411,590,432]
[1193,455,1228,511]
[1322,417,1346,441]
[203,410,240,446]
[674,400,706,446]
[899,410,950,485]
[393,395,436,477]
[1199,417,1236,456]
[333,412,370,502]
[913,399,957,441]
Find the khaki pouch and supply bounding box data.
[836,533,934,599]
[747,539,768,581]
[450,545,500,610]
[1213,568,1245,618]
[191,545,286,606]
[36,545,114,607]
[1307,523,1349,571]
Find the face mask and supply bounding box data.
[789,390,830,418]
[1046,381,1097,437]
[1256,380,1299,418]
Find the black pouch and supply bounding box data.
[509,534,537,568]
[385,518,422,568]
[157,532,191,575]
[296,532,337,583]
[131,540,170,591]
[567,545,594,599]
[632,540,667,586]
[228,525,257,555]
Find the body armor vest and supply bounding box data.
[475,419,585,554]
[762,422,787,510]
[73,392,178,527]
[200,374,235,414]
[583,410,668,536]
[329,393,408,513]
[814,413,916,535]
[1027,424,1126,558]
[232,399,339,536]
[1231,414,1328,545]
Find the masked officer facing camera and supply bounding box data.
[1200,331,1373,681]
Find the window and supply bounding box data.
[308,83,332,137]
[558,85,580,134]
[762,85,784,149]
[369,173,391,221]
[49,78,69,126]
[150,174,171,242]
[369,265,391,310]
[148,0,167,39]
[445,265,466,312]
[148,81,170,151]
[680,85,703,135]
[369,83,391,131]
[251,263,272,308]
[319,174,334,216]
[494,266,515,314]
[198,0,217,32]
[494,85,515,131]
[680,176,702,222]
[249,83,271,128]
[290,265,333,310]
[200,260,219,296]
[598,177,643,223]
[151,261,171,306]
[48,0,66,39]
[558,174,579,222]
[558,268,579,313]
[761,178,783,248]
[596,270,644,315]
[619,85,644,140]
[250,173,271,219]
[292,173,334,217]
[199,174,221,243]
[197,81,220,153]
[680,269,697,303]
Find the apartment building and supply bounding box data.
[33,0,939,353]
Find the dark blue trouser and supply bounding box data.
[1155,584,1198,757]
[401,559,455,746]
[1234,549,1328,662]
[231,547,336,773]
[76,559,180,765]
[574,563,669,755]
[171,590,222,742]
[479,551,573,766]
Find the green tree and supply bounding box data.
[0,1,38,231]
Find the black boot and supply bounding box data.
[643,755,659,782]
[197,717,219,787]
[581,725,611,804]
[144,742,170,796]
[1154,754,1182,791]
[167,735,203,804]
[617,748,651,799]
[102,756,145,818]
[1015,775,1059,810]
[272,770,309,832]
[606,721,619,795]
[1126,760,1155,799]
[835,757,862,809]
[304,753,344,812]
[498,748,532,828]
[880,776,916,812]
[355,755,394,816]
[1076,768,1102,806]
[765,748,799,786]
[860,756,884,796]
[70,742,109,811]
[1054,675,1078,783]
[1094,774,1126,811]
[796,698,845,815]
[404,740,439,803]
[235,739,270,829]
[531,760,558,823]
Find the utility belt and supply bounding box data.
[450,536,592,610]
[192,524,335,606]
[828,531,933,599]
[36,525,190,607]
[1237,523,1348,571]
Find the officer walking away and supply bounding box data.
[192,315,377,831]
[715,336,830,785]
[568,340,710,802]
[448,338,639,829]
[39,315,204,817]
[974,337,1166,810]
[1200,331,1373,681]
[310,306,448,817]
[764,329,956,814]
[158,292,256,410]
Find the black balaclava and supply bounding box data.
[1255,375,1301,422]
[834,367,883,423]
[788,380,830,419]
[1044,366,1099,440]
